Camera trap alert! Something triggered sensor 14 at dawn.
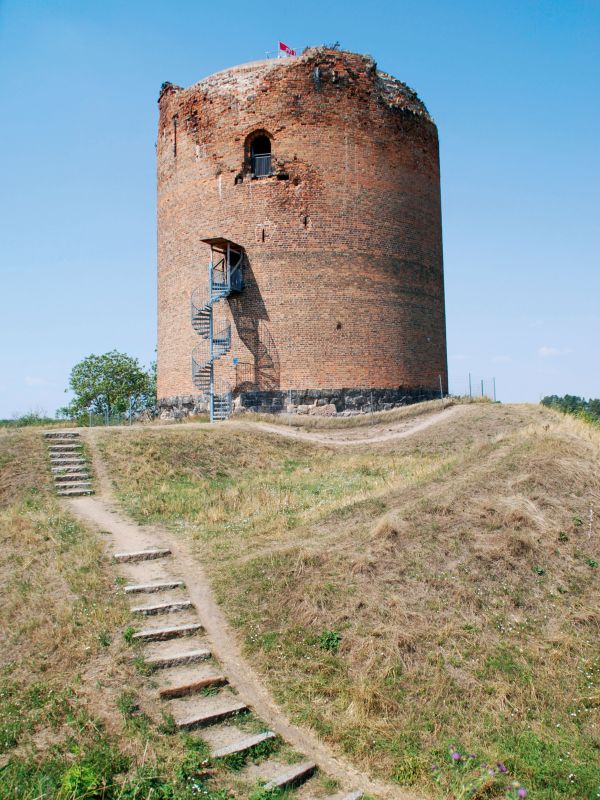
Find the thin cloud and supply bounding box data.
[493,355,512,364]
[25,376,53,387]
[538,346,571,358]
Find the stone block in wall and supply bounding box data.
[309,403,337,416]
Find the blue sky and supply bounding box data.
[1,0,598,416]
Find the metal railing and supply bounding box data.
[212,382,233,421]
[210,257,229,295]
[252,153,272,177]
[190,247,244,422]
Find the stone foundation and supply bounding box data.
[157,394,209,420]
[157,387,443,419]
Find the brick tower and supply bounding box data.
[157,47,447,418]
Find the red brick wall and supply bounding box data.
[157,48,447,401]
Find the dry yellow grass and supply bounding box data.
[244,396,495,431]
[100,403,600,799]
[249,398,453,429]
[0,430,207,798]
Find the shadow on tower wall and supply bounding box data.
[228,259,280,393]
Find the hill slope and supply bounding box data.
[0,430,240,799]
[98,402,600,799]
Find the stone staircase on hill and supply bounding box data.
[44,431,94,497]
[113,544,366,799]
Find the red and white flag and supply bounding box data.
[278,41,296,57]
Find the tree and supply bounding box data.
[541,394,600,422]
[62,351,152,417]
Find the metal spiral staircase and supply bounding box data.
[191,239,244,422]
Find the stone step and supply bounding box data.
[338,792,364,800]
[159,674,228,699]
[55,480,92,490]
[175,698,248,730]
[114,548,171,563]
[49,457,87,464]
[57,488,94,497]
[131,599,194,616]
[44,431,80,438]
[212,730,276,759]
[49,447,83,454]
[51,466,89,474]
[154,661,218,690]
[132,622,203,642]
[121,560,180,585]
[264,762,317,791]
[124,580,185,594]
[145,647,212,669]
[55,474,91,483]
[46,438,82,445]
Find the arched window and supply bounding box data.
[250,134,272,178]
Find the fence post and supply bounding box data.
[481,379,484,398]
[493,377,497,402]
[88,408,92,428]
[438,374,444,405]
[468,373,472,398]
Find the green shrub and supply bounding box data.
[59,763,106,799]
[319,630,341,652]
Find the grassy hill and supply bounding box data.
[0,430,241,799]
[98,402,600,799]
[2,403,599,799]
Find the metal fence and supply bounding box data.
[450,374,497,401]
[77,397,153,427]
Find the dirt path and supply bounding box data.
[102,402,467,449]
[246,403,465,446]
[68,433,424,800]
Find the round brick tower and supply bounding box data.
[157,47,447,416]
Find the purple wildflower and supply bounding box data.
[497,762,508,773]
[451,751,461,761]
[517,790,527,798]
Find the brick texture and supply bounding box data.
[157,48,448,403]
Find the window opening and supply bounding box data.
[251,134,272,177]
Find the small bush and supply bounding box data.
[123,625,136,644]
[319,630,341,652]
[59,763,105,799]
[117,691,139,718]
